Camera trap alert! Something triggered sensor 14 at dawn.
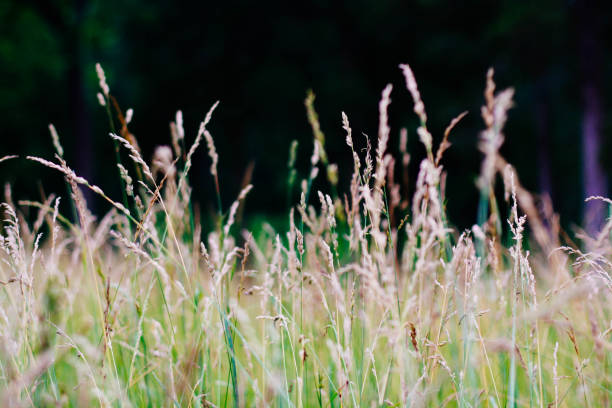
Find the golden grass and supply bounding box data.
[0,63,611,407]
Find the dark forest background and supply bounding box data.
[1,0,611,232]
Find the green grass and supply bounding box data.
[0,63,611,407]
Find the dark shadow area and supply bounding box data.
[1,0,611,231]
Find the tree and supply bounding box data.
[575,0,609,235]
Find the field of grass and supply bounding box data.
[1,63,611,407]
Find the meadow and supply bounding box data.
[1,63,611,407]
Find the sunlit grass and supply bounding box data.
[0,63,610,407]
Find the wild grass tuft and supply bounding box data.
[1,63,611,407]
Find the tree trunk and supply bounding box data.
[535,83,553,201]
[69,0,94,207]
[576,0,608,236]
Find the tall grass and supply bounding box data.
[1,63,611,407]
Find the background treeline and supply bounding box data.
[1,0,611,231]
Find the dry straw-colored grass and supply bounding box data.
[1,63,611,407]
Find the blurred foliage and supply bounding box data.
[1,0,611,230]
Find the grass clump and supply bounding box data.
[1,63,611,407]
